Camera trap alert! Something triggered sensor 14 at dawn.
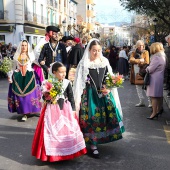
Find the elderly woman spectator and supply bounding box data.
[146,42,166,120]
[129,40,151,107]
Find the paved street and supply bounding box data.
[0,78,170,170]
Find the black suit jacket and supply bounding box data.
[38,42,67,71]
[68,44,84,65]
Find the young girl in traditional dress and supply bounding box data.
[32,62,87,162]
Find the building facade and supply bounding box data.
[0,0,78,45]
[76,0,96,33]
[100,24,131,46]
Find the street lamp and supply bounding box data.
[153,18,158,42]
[62,20,67,36]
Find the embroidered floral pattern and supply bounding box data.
[8,97,20,108]
[85,76,91,84]
[8,96,15,109]
[15,99,20,108]
[8,86,42,111]
[31,97,41,108]
[80,88,123,145]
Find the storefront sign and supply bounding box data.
[0,26,13,32]
[24,26,45,35]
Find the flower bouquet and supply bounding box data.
[0,57,12,73]
[41,77,63,104]
[105,73,124,88]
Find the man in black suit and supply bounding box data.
[38,26,67,79]
[69,37,84,67]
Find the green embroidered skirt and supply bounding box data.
[80,86,125,145]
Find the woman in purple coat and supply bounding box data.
[146,42,166,120]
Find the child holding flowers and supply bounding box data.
[32,62,86,162]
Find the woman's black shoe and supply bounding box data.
[147,114,158,120]
[90,149,99,158]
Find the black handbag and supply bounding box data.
[139,64,149,77]
[144,72,150,85]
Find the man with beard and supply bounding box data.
[38,26,67,79]
[61,36,74,78]
[61,36,74,55]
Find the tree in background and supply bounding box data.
[119,0,170,43]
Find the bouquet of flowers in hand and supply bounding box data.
[0,57,12,73]
[105,73,124,88]
[41,76,63,104]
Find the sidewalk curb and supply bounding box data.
[163,90,170,109]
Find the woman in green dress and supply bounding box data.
[73,39,125,158]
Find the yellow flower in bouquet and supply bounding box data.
[41,76,63,104]
[105,73,124,88]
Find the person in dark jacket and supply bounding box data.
[38,26,67,79]
[67,37,84,82]
[62,36,74,78]
[68,37,84,67]
[164,34,170,98]
[108,45,118,73]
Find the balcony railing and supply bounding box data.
[46,21,59,27]
[0,10,8,20]
[24,11,58,27]
[25,11,47,25]
[47,0,53,6]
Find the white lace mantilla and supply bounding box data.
[88,58,107,69]
[7,40,35,81]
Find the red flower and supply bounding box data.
[88,128,93,133]
[45,81,53,91]
[43,92,52,100]
[83,90,87,95]
[93,137,98,142]
[93,123,98,127]
[80,120,88,128]
[42,81,53,93]
[100,123,105,128]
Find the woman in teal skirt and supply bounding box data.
[73,39,125,158]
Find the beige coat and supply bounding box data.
[129,50,150,84]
